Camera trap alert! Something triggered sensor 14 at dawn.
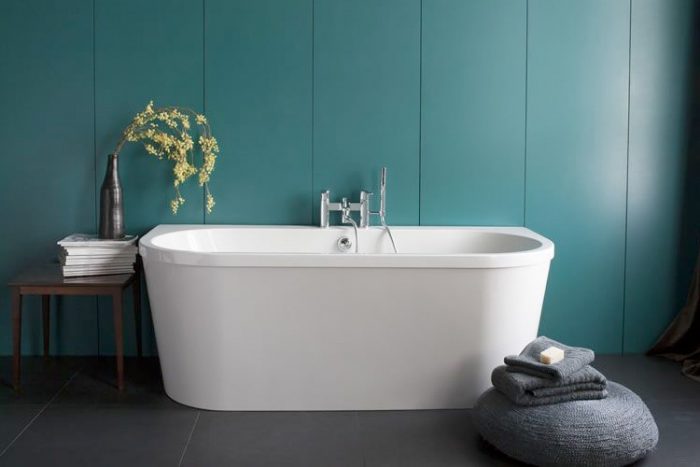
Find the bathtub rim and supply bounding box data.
[139,224,554,269]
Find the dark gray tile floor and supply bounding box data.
[0,355,698,466]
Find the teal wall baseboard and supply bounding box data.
[0,0,697,356]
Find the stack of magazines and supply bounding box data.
[57,234,138,277]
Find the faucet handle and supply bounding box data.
[320,190,331,228]
[360,191,376,215]
[359,191,373,228]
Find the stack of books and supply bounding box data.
[57,234,138,277]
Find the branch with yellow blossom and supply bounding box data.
[113,101,219,214]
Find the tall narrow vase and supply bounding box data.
[99,153,125,239]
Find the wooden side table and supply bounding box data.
[8,263,142,392]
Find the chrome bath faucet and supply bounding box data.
[320,190,371,228]
[319,167,388,229]
[320,167,397,253]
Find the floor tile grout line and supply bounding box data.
[354,411,367,467]
[0,368,81,458]
[178,411,200,466]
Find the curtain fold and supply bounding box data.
[648,251,700,382]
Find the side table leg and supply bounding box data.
[133,272,142,358]
[42,295,50,358]
[112,291,125,392]
[11,288,22,392]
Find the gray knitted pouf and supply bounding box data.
[473,382,658,467]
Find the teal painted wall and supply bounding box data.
[421,0,526,226]
[206,0,313,225]
[0,0,697,356]
[526,0,631,353]
[0,0,97,355]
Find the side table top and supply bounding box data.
[8,263,134,288]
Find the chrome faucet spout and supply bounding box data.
[340,198,359,253]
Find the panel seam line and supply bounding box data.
[418,0,423,226]
[310,0,315,225]
[523,0,529,226]
[622,0,632,355]
[202,0,207,224]
[93,0,100,355]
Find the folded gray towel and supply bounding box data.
[492,365,608,406]
[504,336,594,379]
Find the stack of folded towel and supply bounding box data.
[491,336,608,406]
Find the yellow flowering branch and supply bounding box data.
[113,101,219,214]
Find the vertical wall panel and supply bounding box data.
[313,0,421,225]
[0,0,96,355]
[526,0,630,353]
[205,0,313,224]
[95,0,204,355]
[421,0,526,225]
[624,0,696,352]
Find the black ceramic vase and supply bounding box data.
[98,153,125,239]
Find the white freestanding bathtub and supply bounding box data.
[140,225,554,411]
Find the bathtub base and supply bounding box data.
[146,263,549,411]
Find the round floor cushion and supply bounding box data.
[473,381,658,467]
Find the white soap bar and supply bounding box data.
[540,346,565,364]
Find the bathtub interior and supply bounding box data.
[149,226,544,255]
